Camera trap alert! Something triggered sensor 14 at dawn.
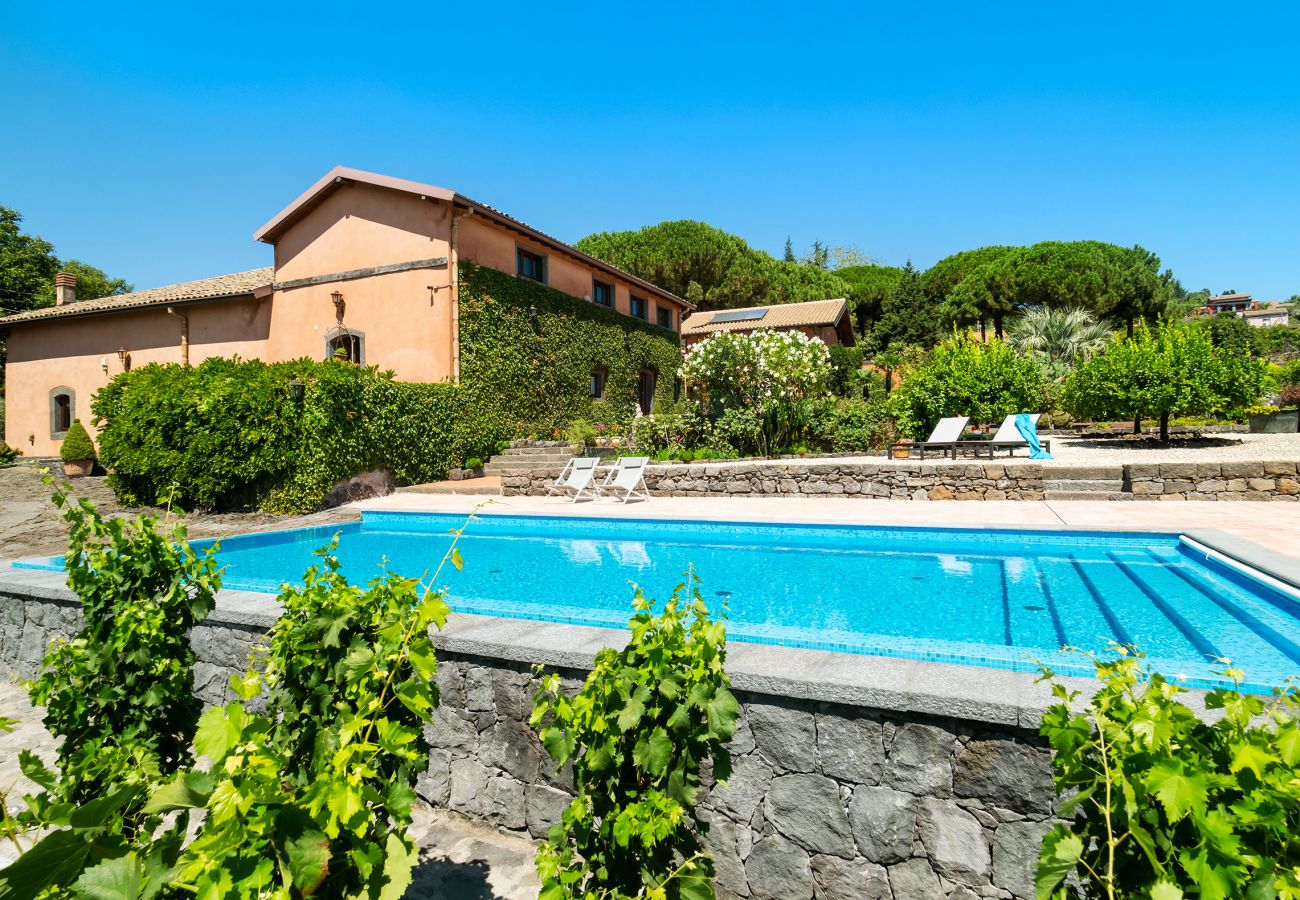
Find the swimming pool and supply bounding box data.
[18,511,1300,692]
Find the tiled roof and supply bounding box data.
[1242,305,1288,318]
[681,298,849,336]
[0,268,273,326]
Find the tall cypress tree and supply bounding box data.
[873,261,938,349]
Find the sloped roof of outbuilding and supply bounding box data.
[681,297,851,336]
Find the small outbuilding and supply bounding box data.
[680,297,855,348]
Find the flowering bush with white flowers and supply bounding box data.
[682,329,832,455]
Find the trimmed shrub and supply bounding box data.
[808,397,896,452]
[93,358,489,513]
[59,419,95,462]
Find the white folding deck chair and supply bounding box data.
[981,413,1046,458]
[598,456,651,504]
[545,456,601,502]
[888,416,970,460]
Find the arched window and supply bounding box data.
[49,387,75,439]
[638,368,657,415]
[325,328,364,365]
[590,368,608,401]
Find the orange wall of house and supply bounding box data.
[264,268,451,382]
[275,182,452,278]
[4,299,272,457]
[456,216,686,328]
[269,184,455,382]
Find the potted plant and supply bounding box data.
[1248,385,1300,433]
[60,419,96,477]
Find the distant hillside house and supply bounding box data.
[680,298,855,348]
[1241,304,1290,328]
[1209,292,1254,314]
[1,166,692,456]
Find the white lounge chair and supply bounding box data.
[887,416,970,460]
[968,413,1050,458]
[546,456,601,502]
[598,456,651,504]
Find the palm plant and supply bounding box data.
[1008,307,1112,371]
[872,349,904,395]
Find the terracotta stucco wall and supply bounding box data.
[456,216,685,329]
[4,299,271,457]
[268,183,455,383]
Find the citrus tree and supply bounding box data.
[681,329,831,456]
[1063,322,1266,439]
[888,331,1046,438]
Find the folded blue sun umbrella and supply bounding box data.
[1015,413,1054,460]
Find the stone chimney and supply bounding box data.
[54,272,77,306]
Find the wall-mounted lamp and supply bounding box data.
[117,348,131,371]
[100,357,109,374]
[288,380,305,403]
[527,304,539,325]
[331,290,345,326]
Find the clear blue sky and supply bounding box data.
[3,2,1298,300]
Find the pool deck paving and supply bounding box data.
[356,492,1300,564]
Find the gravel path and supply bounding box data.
[0,464,358,561]
[0,679,539,898]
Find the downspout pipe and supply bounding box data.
[166,307,190,366]
[449,207,474,383]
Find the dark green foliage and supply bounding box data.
[874,262,940,350]
[58,419,95,462]
[0,441,18,465]
[0,206,60,315]
[827,344,867,396]
[1036,652,1300,899]
[458,263,681,432]
[92,357,482,513]
[889,332,1046,438]
[808,397,896,452]
[575,220,849,311]
[931,242,1171,335]
[1255,324,1300,361]
[1064,322,1266,439]
[1201,312,1259,356]
[531,575,738,899]
[29,483,221,818]
[837,264,904,339]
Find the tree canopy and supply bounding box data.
[0,205,131,314]
[872,262,937,350]
[575,220,849,311]
[927,241,1172,335]
[1063,321,1265,439]
[837,263,904,341]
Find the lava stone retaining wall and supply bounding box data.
[503,459,1300,501]
[505,461,1050,501]
[1,588,1054,900]
[1126,461,1300,501]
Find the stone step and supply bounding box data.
[499,446,578,456]
[484,461,569,475]
[1040,465,1125,481]
[486,454,573,467]
[1043,479,1124,492]
[1044,490,1127,502]
[398,478,502,496]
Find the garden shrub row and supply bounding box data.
[93,357,491,513]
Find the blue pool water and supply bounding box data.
[19,511,1300,692]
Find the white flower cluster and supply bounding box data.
[682,328,832,415]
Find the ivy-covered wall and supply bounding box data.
[458,263,682,435]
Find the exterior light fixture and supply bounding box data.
[527,304,539,324]
[331,291,345,326]
[288,380,305,402]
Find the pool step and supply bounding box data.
[483,442,580,475]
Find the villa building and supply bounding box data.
[680,297,855,348]
[1,167,692,456]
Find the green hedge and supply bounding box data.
[92,358,486,513]
[459,263,682,434]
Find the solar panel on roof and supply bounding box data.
[709,308,768,324]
